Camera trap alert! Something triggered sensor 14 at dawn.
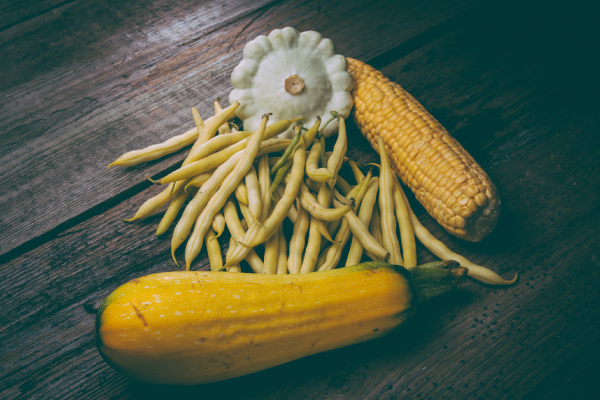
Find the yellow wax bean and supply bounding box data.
[184,170,215,191]
[245,166,262,222]
[107,129,198,169]
[183,116,295,171]
[222,199,264,273]
[214,99,232,135]
[258,155,271,221]
[263,219,279,274]
[274,187,298,223]
[334,175,353,196]
[224,137,306,267]
[170,151,243,264]
[288,199,309,274]
[316,245,330,270]
[191,107,206,143]
[271,126,301,176]
[212,210,225,240]
[315,183,336,243]
[305,178,321,193]
[335,199,389,262]
[303,117,321,148]
[317,218,351,272]
[123,106,228,221]
[299,182,353,221]
[306,141,334,182]
[276,224,288,274]
[326,115,347,181]
[189,102,238,156]
[317,179,372,272]
[377,137,403,266]
[300,215,322,273]
[238,204,254,232]
[156,187,190,237]
[369,205,383,251]
[226,236,241,273]
[159,138,291,184]
[183,130,253,165]
[236,182,249,205]
[185,115,269,270]
[205,228,224,272]
[346,177,379,266]
[348,160,365,182]
[391,173,417,269]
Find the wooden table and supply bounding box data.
[2,0,599,398]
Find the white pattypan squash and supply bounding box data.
[229,27,354,138]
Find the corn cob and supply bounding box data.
[347,58,500,242]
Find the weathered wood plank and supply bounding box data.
[2,2,600,399]
[0,0,71,32]
[0,0,274,257]
[0,0,486,258]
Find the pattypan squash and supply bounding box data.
[229,27,354,138]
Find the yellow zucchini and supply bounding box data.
[96,261,467,385]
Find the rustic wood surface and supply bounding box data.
[1,0,598,399]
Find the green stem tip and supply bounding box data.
[408,261,469,303]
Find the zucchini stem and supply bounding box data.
[408,261,468,303]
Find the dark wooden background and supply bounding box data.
[1,0,599,398]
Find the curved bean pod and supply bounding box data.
[222,199,264,273]
[211,210,225,240]
[214,99,232,135]
[303,117,321,148]
[226,236,241,273]
[156,187,190,237]
[276,224,288,274]
[235,181,249,205]
[263,221,279,274]
[306,141,334,182]
[326,115,347,181]
[288,199,310,274]
[335,199,389,261]
[245,166,262,222]
[299,182,353,221]
[184,170,215,191]
[107,129,198,169]
[205,228,224,271]
[258,155,271,221]
[346,177,380,266]
[369,205,383,250]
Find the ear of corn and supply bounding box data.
[347,58,501,242]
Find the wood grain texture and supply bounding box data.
[0,0,483,258]
[2,0,600,399]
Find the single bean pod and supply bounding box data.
[346,177,380,266]
[377,137,403,266]
[205,228,224,272]
[288,199,310,274]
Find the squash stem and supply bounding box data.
[408,261,469,303]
